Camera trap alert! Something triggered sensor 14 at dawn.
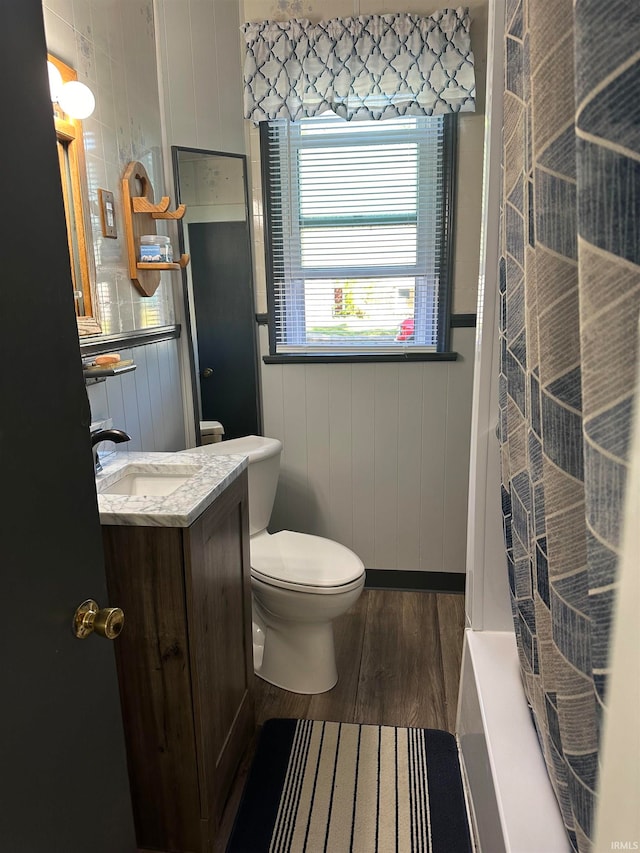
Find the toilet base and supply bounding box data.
[252,621,265,671]
[252,612,338,694]
[250,570,365,695]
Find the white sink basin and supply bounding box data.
[98,464,201,497]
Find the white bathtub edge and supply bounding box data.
[457,628,570,853]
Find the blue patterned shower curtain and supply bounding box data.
[499,0,640,850]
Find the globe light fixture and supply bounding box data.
[47,60,95,120]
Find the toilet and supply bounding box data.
[199,420,224,445]
[190,435,365,694]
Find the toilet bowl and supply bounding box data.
[250,529,364,692]
[186,435,365,694]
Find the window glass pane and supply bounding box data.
[299,115,419,137]
[300,225,418,268]
[263,114,454,355]
[303,278,417,346]
[299,144,417,219]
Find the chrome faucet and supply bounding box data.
[91,428,131,473]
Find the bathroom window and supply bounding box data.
[261,114,457,359]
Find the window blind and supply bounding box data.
[262,114,456,355]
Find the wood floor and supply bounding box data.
[215,589,466,851]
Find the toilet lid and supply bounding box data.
[250,531,364,588]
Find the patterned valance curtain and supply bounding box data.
[241,9,475,124]
[500,0,640,851]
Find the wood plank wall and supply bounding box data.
[86,338,186,452]
[259,326,475,574]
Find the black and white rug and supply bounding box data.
[228,719,473,852]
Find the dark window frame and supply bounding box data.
[260,114,458,363]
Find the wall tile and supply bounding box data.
[190,0,219,149]
[72,0,92,41]
[157,0,245,155]
[106,5,124,62]
[75,29,96,84]
[94,48,115,129]
[83,119,105,163]
[214,0,249,153]
[43,0,176,337]
[90,0,109,54]
[42,7,76,65]
[46,0,73,26]
[158,0,197,146]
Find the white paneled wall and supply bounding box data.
[240,0,487,573]
[155,0,245,155]
[153,0,486,571]
[261,326,475,573]
[87,339,185,452]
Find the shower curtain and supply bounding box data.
[499,0,640,850]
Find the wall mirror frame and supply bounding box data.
[172,146,261,445]
[48,54,97,327]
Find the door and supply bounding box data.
[173,148,260,441]
[0,4,136,850]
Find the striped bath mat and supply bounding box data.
[227,719,473,852]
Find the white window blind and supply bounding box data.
[262,114,456,356]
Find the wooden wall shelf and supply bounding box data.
[122,161,190,297]
[137,257,189,271]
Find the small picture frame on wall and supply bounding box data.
[98,188,117,238]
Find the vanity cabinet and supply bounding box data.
[102,471,254,853]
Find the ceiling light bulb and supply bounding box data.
[47,61,63,102]
[58,80,95,119]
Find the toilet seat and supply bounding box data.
[250,530,365,593]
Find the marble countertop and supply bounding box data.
[96,450,247,527]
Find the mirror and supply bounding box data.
[48,54,98,329]
[173,147,260,441]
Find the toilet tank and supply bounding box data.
[193,435,282,535]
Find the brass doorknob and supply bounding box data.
[201,367,213,378]
[73,599,125,640]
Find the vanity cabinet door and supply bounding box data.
[184,470,255,841]
[103,524,202,853]
[102,469,254,853]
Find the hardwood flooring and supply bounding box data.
[215,589,466,851]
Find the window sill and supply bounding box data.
[263,351,459,364]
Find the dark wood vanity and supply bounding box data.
[102,470,254,852]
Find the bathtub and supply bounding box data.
[457,629,570,852]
